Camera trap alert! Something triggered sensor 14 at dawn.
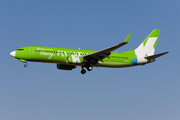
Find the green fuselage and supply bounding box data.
[10,29,168,74]
[14,46,138,68]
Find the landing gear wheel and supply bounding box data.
[87,66,93,71]
[24,64,28,67]
[81,69,86,74]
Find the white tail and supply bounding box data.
[135,29,160,64]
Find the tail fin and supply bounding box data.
[134,29,161,64]
[135,29,160,56]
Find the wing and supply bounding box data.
[83,33,132,64]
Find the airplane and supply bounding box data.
[10,29,169,74]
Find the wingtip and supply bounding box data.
[123,33,132,44]
[164,51,170,54]
[154,28,161,31]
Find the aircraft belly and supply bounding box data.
[97,62,133,68]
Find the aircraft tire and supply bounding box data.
[24,64,28,67]
[87,66,93,71]
[81,69,86,74]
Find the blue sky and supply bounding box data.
[0,0,180,120]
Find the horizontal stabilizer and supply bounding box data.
[145,52,169,59]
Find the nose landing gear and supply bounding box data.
[19,59,28,67]
[24,63,28,67]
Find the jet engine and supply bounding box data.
[57,64,76,70]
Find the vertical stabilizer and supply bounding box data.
[135,29,160,64]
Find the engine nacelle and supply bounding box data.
[57,64,76,70]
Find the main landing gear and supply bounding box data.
[87,66,93,71]
[81,68,86,74]
[81,66,93,74]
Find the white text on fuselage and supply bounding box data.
[36,48,88,59]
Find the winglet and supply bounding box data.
[83,32,133,61]
[123,33,132,44]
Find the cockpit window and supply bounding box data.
[17,49,24,51]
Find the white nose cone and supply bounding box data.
[10,51,16,57]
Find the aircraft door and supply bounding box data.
[29,47,34,55]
